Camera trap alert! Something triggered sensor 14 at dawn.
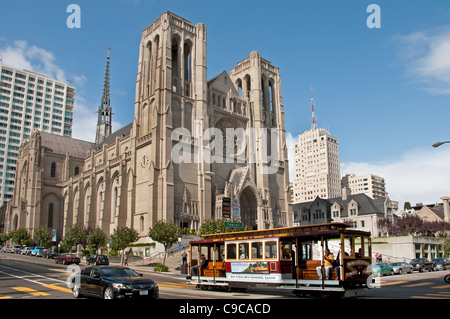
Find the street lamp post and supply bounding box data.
[432,141,450,148]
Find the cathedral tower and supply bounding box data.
[95,48,113,145]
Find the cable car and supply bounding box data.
[187,222,373,297]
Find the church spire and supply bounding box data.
[95,46,113,145]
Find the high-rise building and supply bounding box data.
[341,173,386,199]
[292,90,341,203]
[292,128,341,203]
[0,64,74,205]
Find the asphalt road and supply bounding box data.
[1,252,449,301]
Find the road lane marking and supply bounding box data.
[411,295,450,299]
[13,287,50,296]
[431,285,450,290]
[0,294,12,299]
[380,281,408,286]
[43,284,72,293]
[402,282,433,287]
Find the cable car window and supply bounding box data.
[239,243,249,259]
[280,242,292,260]
[226,243,237,260]
[343,236,354,257]
[364,238,371,258]
[265,241,277,259]
[251,242,263,259]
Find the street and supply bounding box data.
[1,252,449,300]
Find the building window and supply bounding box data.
[50,162,56,177]
[74,166,79,176]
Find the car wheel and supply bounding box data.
[104,287,114,299]
[398,269,402,275]
[72,287,82,298]
[390,270,394,276]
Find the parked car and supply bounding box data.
[409,258,436,272]
[10,245,22,253]
[55,253,80,265]
[432,258,450,271]
[39,249,57,259]
[86,254,109,266]
[390,262,413,274]
[20,247,34,255]
[372,263,394,276]
[31,246,45,256]
[71,266,159,299]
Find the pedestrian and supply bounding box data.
[124,250,129,266]
[181,251,187,265]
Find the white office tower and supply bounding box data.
[292,90,341,203]
[0,64,74,205]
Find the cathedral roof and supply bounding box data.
[39,131,96,158]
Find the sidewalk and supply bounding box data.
[109,260,189,278]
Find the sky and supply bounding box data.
[0,0,449,208]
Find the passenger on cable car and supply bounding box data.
[316,249,334,280]
[191,254,207,275]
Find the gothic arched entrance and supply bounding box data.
[239,186,258,230]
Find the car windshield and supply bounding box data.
[100,267,139,278]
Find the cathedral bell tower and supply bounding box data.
[132,12,210,228]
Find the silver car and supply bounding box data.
[390,262,413,274]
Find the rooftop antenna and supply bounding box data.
[310,86,317,130]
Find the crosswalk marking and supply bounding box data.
[13,287,50,296]
[44,284,72,293]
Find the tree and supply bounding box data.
[11,228,31,245]
[198,218,245,237]
[87,228,107,255]
[62,225,86,252]
[443,238,450,258]
[110,226,139,265]
[148,221,182,265]
[34,225,52,247]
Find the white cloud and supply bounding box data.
[0,40,112,142]
[341,146,450,207]
[395,27,450,94]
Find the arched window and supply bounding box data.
[48,203,54,228]
[50,162,56,177]
[74,166,80,176]
[140,216,145,232]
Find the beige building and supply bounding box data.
[292,128,341,203]
[341,173,386,199]
[4,12,292,242]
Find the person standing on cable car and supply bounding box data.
[316,249,334,280]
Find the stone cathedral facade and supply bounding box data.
[5,12,292,242]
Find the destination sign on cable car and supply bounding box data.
[222,197,231,218]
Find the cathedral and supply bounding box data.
[5,12,292,242]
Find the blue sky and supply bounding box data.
[1,0,450,207]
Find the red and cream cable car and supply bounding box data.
[188,222,373,297]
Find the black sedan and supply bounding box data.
[71,266,159,299]
[409,258,436,272]
[86,254,109,265]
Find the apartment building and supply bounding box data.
[292,128,341,203]
[341,173,386,199]
[0,64,74,205]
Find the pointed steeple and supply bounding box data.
[95,46,113,145]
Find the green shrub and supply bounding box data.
[154,264,168,272]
